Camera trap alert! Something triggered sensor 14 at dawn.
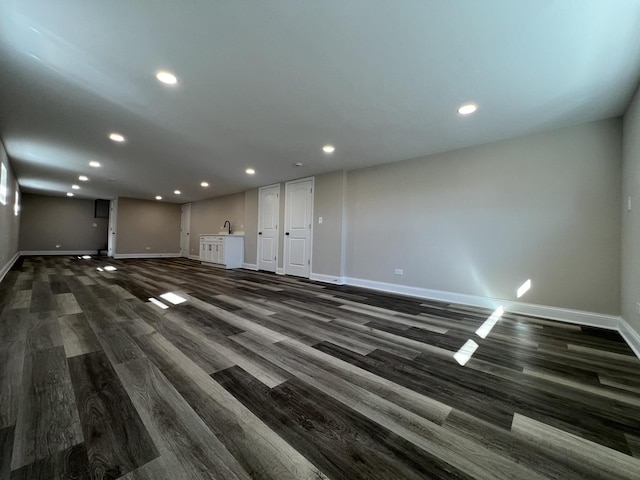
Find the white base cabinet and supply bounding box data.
[200,235,244,269]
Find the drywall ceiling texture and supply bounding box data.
[19,194,108,252]
[0,142,20,270]
[1,1,640,202]
[115,197,181,255]
[188,192,245,255]
[346,119,622,315]
[622,85,640,332]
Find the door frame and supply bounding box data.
[257,183,280,272]
[181,203,192,258]
[107,199,118,257]
[283,176,314,278]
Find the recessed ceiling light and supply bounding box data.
[109,133,126,143]
[245,168,255,175]
[79,175,89,181]
[295,162,303,167]
[66,192,74,197]
[89,161,101,168]
[156,70,178,85]
[155,195,162,200]
[457,103,478,115]
[71,184,80,190]
[200,181,209,187]
[322,145,335,154]
[174,190,181,195]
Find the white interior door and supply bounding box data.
[107,199,117,257]
[181,203,191,257]
[258,184,280,272]
[284,178,313,278]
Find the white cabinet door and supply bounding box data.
[214,238,224,264]
[200,240,207,261]
[200,235,243,268]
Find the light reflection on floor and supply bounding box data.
[453,279,532,366]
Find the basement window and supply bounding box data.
[14,182,20,216]
[0,162,7,206]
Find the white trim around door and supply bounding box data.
[283,177,314,278]
[107,199,118,257]
[257,184,280,272]
[181,203,192,257]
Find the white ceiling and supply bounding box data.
[1,0,640,203]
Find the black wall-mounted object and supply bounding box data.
[95,199,110,219]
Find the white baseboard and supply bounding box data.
[619,317,640,359]
[310,272,345,285]
[343,276,620,331]
[113,253,181,259]
[188,255,201,261]
[501,301,619,330]
[242,263,258,271]
[0,251,20,284]
[21,250,98,256]
[276,267,285,275]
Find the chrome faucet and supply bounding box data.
[224,220,231,235]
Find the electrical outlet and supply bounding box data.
[394,268,403,275]
[145,246,151,250]
[318,216,323,224]
[55,244,61,249]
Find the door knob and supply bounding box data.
[285,232,290,236]
[258,232,262,235]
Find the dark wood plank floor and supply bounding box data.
[1,256,640,479]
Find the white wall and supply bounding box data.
[345,119,622,315]
[312,170,347,279]
[622,86,640,333]
[20,194,108,253]
[116,197,181,255]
